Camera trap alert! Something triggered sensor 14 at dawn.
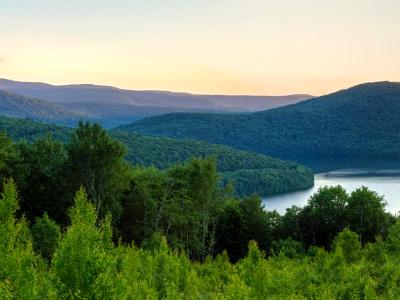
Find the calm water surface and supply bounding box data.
[263,168,400,215]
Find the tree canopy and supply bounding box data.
[1,179,400,298]
[0,116,314,197]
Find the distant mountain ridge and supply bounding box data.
[0,78,313,127]
[0,90,85,125]
[118,81,400,163]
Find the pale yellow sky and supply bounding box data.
[0,0,399,95]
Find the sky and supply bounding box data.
[0,0,399,96]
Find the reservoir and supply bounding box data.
[263,168,400,215]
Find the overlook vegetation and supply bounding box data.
[0,116,313,196]
[121,82,400,162]
[1,140,400,298]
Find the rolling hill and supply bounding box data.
[0,116,313,196]
[0,78,312,127]
[118,81,400,162]
[0,90,85,126]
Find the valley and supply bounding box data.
[2,1,400,297]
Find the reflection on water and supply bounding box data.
[263,167,400,215]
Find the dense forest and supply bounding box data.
[121,82,400,162]
[0,116,71,142]
[0,116,313,196]
[0,122,399,298]
[0,90,83,126]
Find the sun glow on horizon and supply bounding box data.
[1,0,399,96]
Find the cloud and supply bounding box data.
[0,58,5,64]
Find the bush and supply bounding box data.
[31,213,61,261]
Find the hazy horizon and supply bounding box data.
[1,0,399,95]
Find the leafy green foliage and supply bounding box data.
[31,213,61,261]
[332,228,361,264]
[64,122,131,220]
[346,187,389,243]
[0,176,400,298]
[0,132,15,175]
[271,237,305,258]
[298,185,348,247]
[0,115,314,197]
[0,180,55,298]
[10,137,68,223]
[386,219,400,255]
[278,186,394,250]
[52,188,115,298]
[215,195,274,261]
[120,157,222,261]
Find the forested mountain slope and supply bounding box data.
[120,82,400,160]
[0,90,84,125]
[0,116,313,196]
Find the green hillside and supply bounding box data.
[0,115,71,141]
[0,90,84,126]
[0,116,313,196]
[120,82,400,161]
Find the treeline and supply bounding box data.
[2,178,400,298]
[220,167,313,196]
[0,116,314,196]
[0,115,70,142]
[0,122,299,261]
